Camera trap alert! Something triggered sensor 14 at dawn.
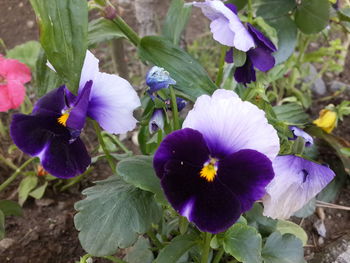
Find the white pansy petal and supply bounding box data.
[79,50,100,89]
[263,155,335,219]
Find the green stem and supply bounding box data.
[104,133,132,155]
[212,247,225,263]
[112,17,140,47]
[179,216,189,235]
[147,230,164,249]
[247,0,253,23]
[80,254,92,263]
[103,255,128,263]
[0,157,36,193]
[215,46,227,87]
[93,121,115,171]
[0,154,18,170]
[201,232,212,263]
[169,87,180,131]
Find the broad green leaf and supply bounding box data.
[30,0,88,94]
[35,50,63,97]
[18,175,38,206]
[162,0,192,45]
[226,0,247,10]
[29,181,48,199]
[116,155,167,205]
[223,223,263,263]
[6,41,41,70]
[0,210,4,240]
[338,7,350,22]
[74,177,162,256]
[0,200,23,217]
[88,18,126,46]
[138,36,217,101]
[293,198,316,218]
[123,236,154,263]
[276,220,308,246]
[266,16,297,64]
[155,234,199,263]
[233,48,247,67]
[262,232,305,263]
[273,103,310,125]
[254,0,296,19]
[245,203,277,237]
[295,0,330,34]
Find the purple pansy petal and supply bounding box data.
[183,89,280,160]
[87,72,140,134]
[225,47,234,63]
[234,59,256,84]
[153,128,209,179]
[210,17,236,47]
[79,50,99,89]
[289,126,314,147]
[248,47,275,72]
[149,109,165,134]
[66,80,92,131]
[32,86,66,116]
[263,155,335,219]
[162,159,241,234]
[146,66,176,93]
[247,23,276,52]
[225,3,237,14]
[218,149,274,212]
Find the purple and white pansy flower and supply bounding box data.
[153,89,280,233]
[289,126,314,147]
[263,155,335,219]
[10,51,140,178]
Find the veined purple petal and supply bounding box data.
[247,23,277,52]
[32,86,66,116]
[149,109,165,134]
[248,47,275,72]
[225,3,237,14]
[289,126,314,147]
[183,89,279,160]
[225,48,234,63]
[218,149,274,212]
[263,155,335,219]
[146,66,176,93]
[234,59,256,84]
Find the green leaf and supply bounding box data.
[245,203,277,237]
[262,232,305,263]
[293,198,316,218]
[116,155,167,205]
[226,0,247,10]
[155,234,199,263]
[254,0,296,19]
[0,200,23,217]
[223,223,263,263]
[295,0,330,34]
[29,181,48,199]
[138,36,217,101]
[162,0,192,45]
[266,16,297,64]
[30,0,88,94]
[88,18,126,46]
[233,48,247,67]
[123,236,154,263]
[0,210,4,240]
[74,177,161,256]
[273,103,310,125]
[276,220,308,246]
[6,41,42,70]
[338,7,350,22]
[18,175,38,206]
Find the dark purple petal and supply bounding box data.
[225,3,238,14]
[32,86,66,116]
[162,159,241,233]
[234,60,256,84]
[247,23,277,52]
[66,80,92,131]
[153,128,209,179]
[146,66,176,93]
[248,47,275,72]
[225,48,234,63]
[64,88,77,107]
[218,149,274,212]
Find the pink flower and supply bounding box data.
[0,55,31,111]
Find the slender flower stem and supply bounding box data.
[93,121,115,171]
[212,247,225,263]
[0,154,18,170]
[112,17,141,47]
[103,256,128,263]
[0,157,36,193]
[201,232,212,263]
[215,46,227,87]
[247,0,253,23]
[147,230,164,249]
[169,86,180,131]
[80,254,92,263]
[104,133,132,155]
[179,216,189,235]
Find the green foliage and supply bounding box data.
[0,210,4,240]
[245,204,277,237]
[295,0,330,34]
[29,181,48,199]
[273,103,310,125]
[123,237,154,263]
[6,41,41,70]
[138,36,217,101]
[162,0,192,45]
[88,18,126,46]
[18,175,38,206]
[293,198,316,218]
[254,0,296,20]
[233,48,247,67]
[155,234,199,263]
[30,0,88,94]
[0,200,23,217]
[74,177,162,256]
[276,220,308,246]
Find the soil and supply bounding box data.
[0,0,349,262]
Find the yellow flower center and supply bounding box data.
[57,112,70,127]
[199,158,218,182]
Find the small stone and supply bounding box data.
[35,198,55,207]
[318,236,325,246]
[26,20,35,28]
[18,2,24,7]
[304,64,326,95]
[337,213,342,218]
[49,223,55,230]
[314,219,327,238]
[0,238,15,250]
[57,201,68,211]
[328,215,332,219]
[330,81,350,92]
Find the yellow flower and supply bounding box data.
[313,109,337,133]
